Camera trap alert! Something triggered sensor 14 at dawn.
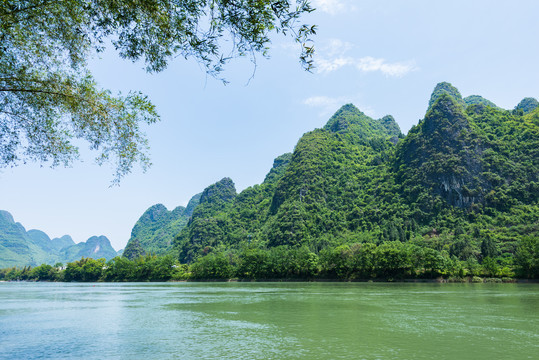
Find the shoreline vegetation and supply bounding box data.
[2,240,537,283]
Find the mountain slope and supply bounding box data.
[0,210,118,267]
[463,95,498,108]
[0,211,53,267]
[175,178,237,262]
[174,104,403,258]
[50,235,75,251]
[515,97,539,114]
[60,235,117,263]
[172,82,538,267]
[394,93,485,209]
[123,192,202,258]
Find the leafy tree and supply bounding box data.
[0,266,32,280]
[237,248,269,279]
[29,264,57,281]
[481,257,499,277]
[0,0,315,181]
[190,252,235,279]
[64,257,105,281]
[480,236,498,260]
[515,236,538,278]
[102,256,136,281]
[101,254,182,281]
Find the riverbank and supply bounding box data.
[2,250,537,283]
[3,277,538,284]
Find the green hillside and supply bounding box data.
[4,82,537,278]
[514,97,539,114]
[171,82,538,278]
[123,193,201,258]
[463,95,498,108]
[50,235,75,251]
[0,210,117,267]
[59,235,118,263]
[175,178,237,262]
[0,211,54,267]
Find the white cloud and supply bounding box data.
[315,38,417,77]
[322,39,354,57]
[317,56,417,77]
[355,56,416,77]
[303,95,376,118]
[317,57,355,73]
[303,95,342,109]
[312,0,348,15]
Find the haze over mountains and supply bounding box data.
[2,82,538,269]
[0,210,118,268]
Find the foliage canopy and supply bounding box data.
[0,0,315,182]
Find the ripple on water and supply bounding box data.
[0,282,537,360]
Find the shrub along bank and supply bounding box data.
[1,238,537,282]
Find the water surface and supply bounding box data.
[0,282,537,359]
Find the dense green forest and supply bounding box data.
[1,238,536,281]
[2,82,538,280]
[165,83,538,279]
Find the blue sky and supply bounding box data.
[1,0,538,251]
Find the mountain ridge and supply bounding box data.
[0,211,117,267]
[169,82,538,268]
[3,82,537,275]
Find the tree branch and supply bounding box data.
[0,0,53,18]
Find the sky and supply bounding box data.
[2,0,539,251]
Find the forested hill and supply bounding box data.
[3,82,537,278]
[122,193,201,259]
[169,82,538,276]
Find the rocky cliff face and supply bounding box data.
[395,82,538,211]
[395,92,487,208]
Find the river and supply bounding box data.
[0,282,537,359]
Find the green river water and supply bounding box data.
[0,282,537,359]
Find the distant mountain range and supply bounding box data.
[0,210,118,268]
